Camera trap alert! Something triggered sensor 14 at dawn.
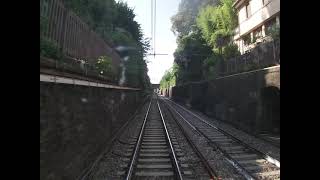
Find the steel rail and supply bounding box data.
[156,97,183,180]
[78,98,149,180]
[158,98,219,180]
[125,99,152,180]
[162,98,255,180]
[166,98,280,168]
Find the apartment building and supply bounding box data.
[233,0,280,54]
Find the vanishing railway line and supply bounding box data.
[119,95,193,179]
[88,94,279,180]
[161,97,280,180]
[113,94,222,180]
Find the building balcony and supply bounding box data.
[237,0,280,37]
[217,38,280,76]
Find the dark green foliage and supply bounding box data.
[160,63,179,90]
[62,0,116,35]
[113,2,143,43]
[269,24,280,40]
[222,43,240,59]
[171,0,218,37]
[40,16,48,34]
[197,0,238,52]
[168,0,240,84]
[95,56,114,75]
[173,29,213,84]
[202,54,222,80]
[40,37,63,60]
[42,0,151,89]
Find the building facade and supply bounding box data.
[233,0,280,54]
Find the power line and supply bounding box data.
[153,0,156,56]
[149,0,168,58]
[151,0,154,51]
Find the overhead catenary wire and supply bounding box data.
[147,0,168,58]
[151,0,154,51]
[153,0,156,56]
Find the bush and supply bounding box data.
[40,16,48,34]
[203,55,220,80]
[269,24,280,40]
[40,37,62,60]
[95,55,114,75]
[223,43,240,59]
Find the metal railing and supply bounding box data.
[219,39,280,76]
[40,0,120,71]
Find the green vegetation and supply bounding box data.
[40,16,48,34]
[173,29,213,84]
[222,43,240,59]
[160,0,241,91]
[202,54,221,80]
[96,56,114,75]
[40,37,63,60]
[65,0,151,88]
[170,0,218,37]
[196,0,238,54]
[40,0,151,89]
[160,63,179,89]
[269,24,280,40]
[40,15,62,60]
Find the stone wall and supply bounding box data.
[40,82,145,180]
[171,66,280,134]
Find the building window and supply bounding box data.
[246,2,251,18]
[265,18,277,35]
[253,26,263,43]
[243,34,251,45]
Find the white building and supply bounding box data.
[233,0,280,54]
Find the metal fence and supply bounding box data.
[40,0,120,70]
[220,39,280,75]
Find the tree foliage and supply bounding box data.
[173,29,213,84]
[96,55,114,75]
[222,43,240,59]
[169,0,241,84]
[56,0,151,89]
[202,54,222,80]
[196,0,238,52]
[171,0,218,37]
[160,63,179,90]
[40,37,63,60]
[269,24,280,41]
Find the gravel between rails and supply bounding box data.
[86,102,150,180]
[159,100,211,179]
[159,99,246,180]
[167,98,280,161]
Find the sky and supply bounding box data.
[116,0,180,84]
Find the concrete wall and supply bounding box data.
[172,66,280,133]
[40,82,144,180]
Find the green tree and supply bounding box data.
[173,29,213,84]
[160,67,176,90]
[95,56,114,75]
[59,0,151,89]
[196,0,238,53]
[171,0,218,37]
[202,53,222,80]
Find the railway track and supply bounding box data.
[118,95,194,179]
[162,97,280,180]
[258,133,280,148]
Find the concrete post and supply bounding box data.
[262,24,266,37]
[276,16,280,25]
